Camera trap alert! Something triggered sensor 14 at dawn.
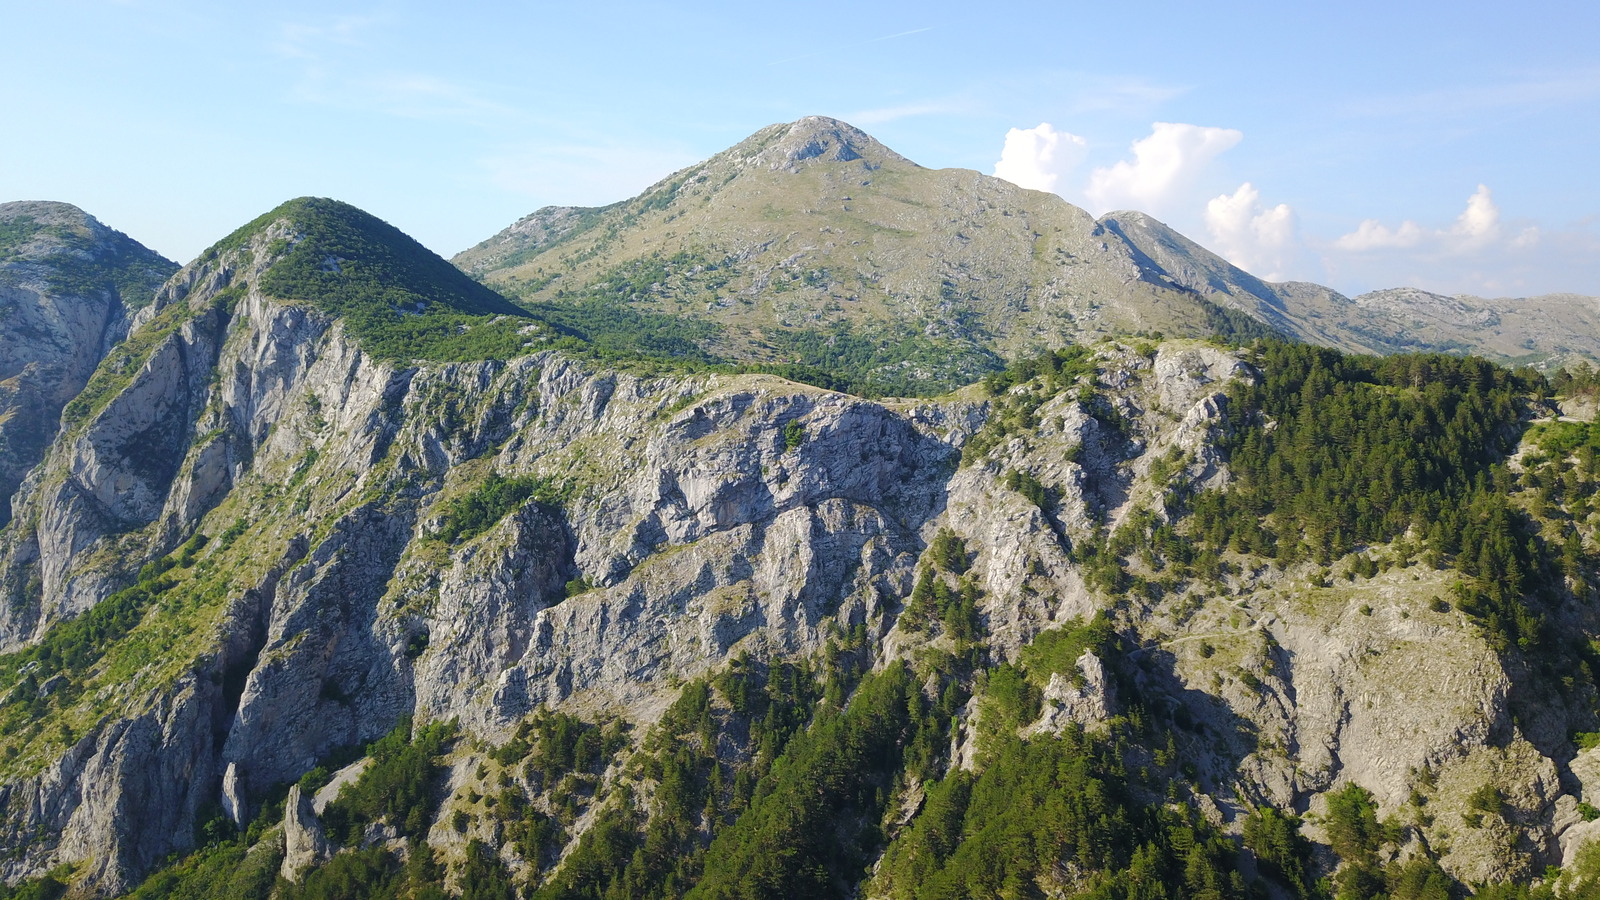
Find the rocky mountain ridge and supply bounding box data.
[458,117,1598,380]
[0,156,1595,897]
[0,201,176,527]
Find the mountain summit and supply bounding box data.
[455,118,1273,393]
[194,197,538,362]
[458,118,1599,380]
[730,115,913,173]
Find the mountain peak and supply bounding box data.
[249,197,526,317]
[0,199,93,225]
[179,196,535,361]
[734,115,913,173]
[0,200,140,261]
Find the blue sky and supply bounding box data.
[3,0,1597,297]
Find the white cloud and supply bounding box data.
[992,123,1087,194]
[1084,122,1242,215]
[1320,185,1599,296]
[1449,184,1501,246]
[1333,218,1427,251]
[1334,184,1503,254]
[1510,226,1542,250]
[1204,183,1296,280]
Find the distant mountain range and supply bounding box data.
[457,116,1599,380]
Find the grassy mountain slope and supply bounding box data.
[455,117,1275,392]
[1096,209,1393,354]
[1351,287,1600,369]
[208,197,547,363]
[460,118,1598,383]
[0,201,175,310]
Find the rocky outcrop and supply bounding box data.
[0,201,176,529]
[0,225,279,646]
[280,785,332,882]
[0,218,973,888]
[1028,651,1119,735]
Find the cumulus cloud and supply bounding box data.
[1204,183,1296,280]
[1333,219,1427,251]
[1320,184,1599,296]
[1449,184,1501,246]
[1084,122,1242,215]
[992,123,1087,194]
[1334,184,1504,254]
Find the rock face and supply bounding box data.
[1028,652,1119,736]
[0,214,970,891]
[0,202,176,528]
[280,784,331,882]
[0,201,1592,895]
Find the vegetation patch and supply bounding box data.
[245,198,546,362]
[0,537,210,745]
[0,216,44,260]
[963,344,1100,464]
[0,213,174,308]
[524,298,720,364]
[767,321,1002,398]
[432,473,567,545]
[322,717,458,843]
[1189,341,1536,564]
[1018,613,1115,688]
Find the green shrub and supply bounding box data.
[321,718,457,844]
[929,528,968,574]
[1242,807,1316,896]
[434,473,565,545]
[1002,468,1050,509]
[1019,614,1113,686]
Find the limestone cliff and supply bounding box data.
[0,201,176,529]
[0,199,1591,896]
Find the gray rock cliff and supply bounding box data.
[0,201,176,530]
[0,217,1588,893]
